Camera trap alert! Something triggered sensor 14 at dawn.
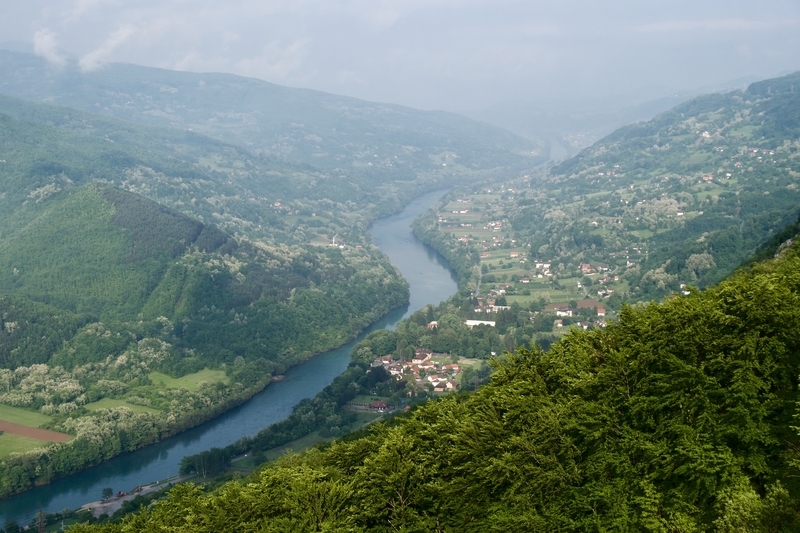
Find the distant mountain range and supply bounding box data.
[0,50,542,173]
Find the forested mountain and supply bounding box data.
[0,179,407,496]
[70,210,800,532]
[0,92,489,247]
[0,50,543,174]
[489,71,800,302]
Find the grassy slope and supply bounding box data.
[0,404,52,427]
[0,434,46,459]
[147,370,228,392]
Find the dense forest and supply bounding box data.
[68,212,800,532]
[0,182,407,497]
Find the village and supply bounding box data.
[368,347,466,400]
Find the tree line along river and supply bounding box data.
[0,188,458,527]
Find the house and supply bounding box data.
[509,251,520,258]
[412,349,433,364]
[427,321,438,330]
[465,320,496,329]
[387,364,404,377]
[520,278,531,284]
[597,308,606,317]
[554,319,563,328]
[372,355,393,367]
[370,401,389,411]
[555,307,573,317]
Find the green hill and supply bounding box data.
[0,88,531,250]
[0,182,407,368]
[69,213,800,533]
[492,71,800,303]
[0,181,407,496]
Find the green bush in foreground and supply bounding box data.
[71,239,800,532]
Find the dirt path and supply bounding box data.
[0,420,71,442]
[80,475,195,517]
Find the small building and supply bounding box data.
[412,349,433,364]
[465,320,496,329]
[370,401,389,411]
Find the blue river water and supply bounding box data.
[0,188,457,527]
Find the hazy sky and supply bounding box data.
[2,0,799,111]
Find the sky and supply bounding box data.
[1,0,799,112]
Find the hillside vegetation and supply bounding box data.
[70,220,800,532]
[511,71,800,300]
[0,180,407,496]
[397,71,800,353]
[0,50,543,177]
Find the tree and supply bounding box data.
[102,487,113,501]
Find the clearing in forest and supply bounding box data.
[148,369,229,391]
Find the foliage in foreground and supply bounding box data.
[71,238,800,532]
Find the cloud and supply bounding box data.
[234,38,311,80]
[33,29,66,66]
[635,18,796,33]
[78,24,135,71]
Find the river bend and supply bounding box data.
[0,189,456,527]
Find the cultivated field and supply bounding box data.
[0,404,72,457]
[0,432,48,459]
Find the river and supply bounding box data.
[0,189,458,527]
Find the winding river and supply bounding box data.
[0,189,457,527]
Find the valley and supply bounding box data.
[0,49,799,531]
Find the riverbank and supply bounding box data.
[79,475,195,518]
[0,189,458,528]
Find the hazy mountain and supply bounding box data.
[0,50,544,173]
[500,70,800,303]
[463,75,770,157]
